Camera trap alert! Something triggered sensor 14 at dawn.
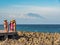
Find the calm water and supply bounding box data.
[0,24,60,32]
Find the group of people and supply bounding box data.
[4,19,16,32]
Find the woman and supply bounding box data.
[4,20,8,32]
[13,20,16,32]
[10,20,16,32]
[10,20,14,32]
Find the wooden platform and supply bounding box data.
[0,30,17,40]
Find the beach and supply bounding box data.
[0,31,60,45]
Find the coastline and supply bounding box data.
[0,31,60,45]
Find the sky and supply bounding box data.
[0,0,60,24]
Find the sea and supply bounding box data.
[0,24,60,32]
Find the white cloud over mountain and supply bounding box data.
[0,5,60,24]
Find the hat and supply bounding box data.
[11,19,15,22]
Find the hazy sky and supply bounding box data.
[0,0,60,24]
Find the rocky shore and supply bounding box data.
[0,31,60,45]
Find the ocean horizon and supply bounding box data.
[0,24,60,32]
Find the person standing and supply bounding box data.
[10,20,16,32]
[4,20,8,32]
[10,20,14,32]
[13,20,16,32]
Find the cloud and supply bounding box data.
[0,5,60,18]
[26,13,45,19]
[0,5,60,24]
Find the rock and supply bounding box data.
[0,31,60,45]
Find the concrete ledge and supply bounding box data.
[0,30,17,40]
